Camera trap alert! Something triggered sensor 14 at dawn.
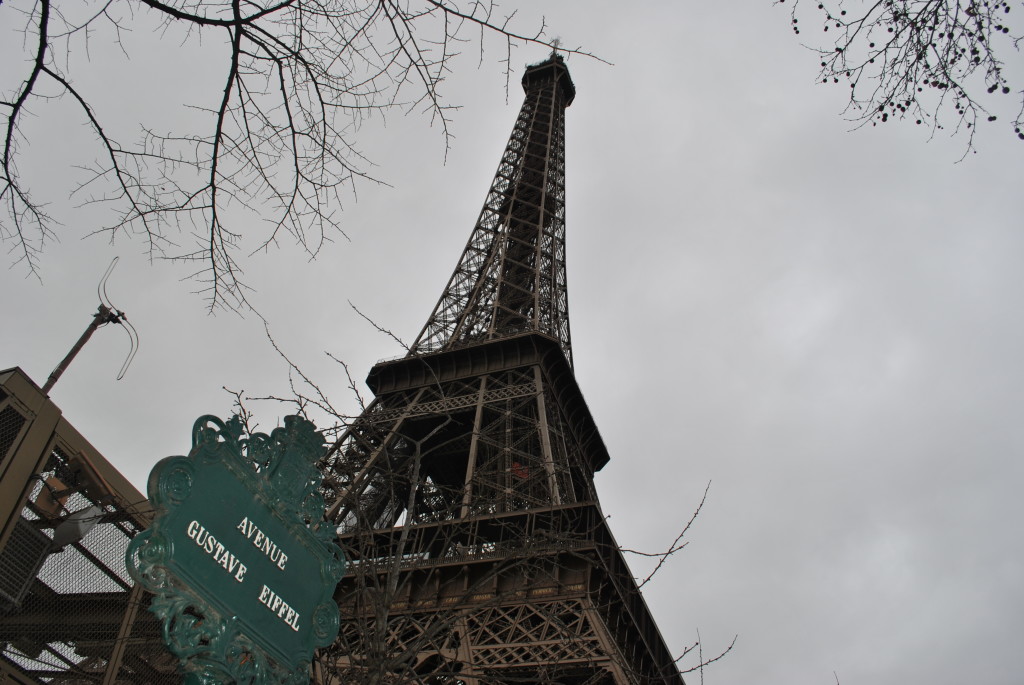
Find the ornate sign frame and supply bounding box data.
[126,415,345,684]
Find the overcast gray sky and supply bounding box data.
[3,2,1024,683]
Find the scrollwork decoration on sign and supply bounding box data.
[127,414,345,685]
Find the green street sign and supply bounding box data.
[127,415,345,684]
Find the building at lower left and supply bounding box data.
[0,367,178,684]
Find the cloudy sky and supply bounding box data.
[3,2,1023,683]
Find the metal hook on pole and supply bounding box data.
[42,258,141,394]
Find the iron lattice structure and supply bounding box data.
[318,55,685,685]
[410,56,573,365]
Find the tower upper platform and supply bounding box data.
[522,52,575,105]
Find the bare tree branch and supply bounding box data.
[1,0,592,309]
[348,299,411,352]
[679,632,737,676]
[621,480,710,589]
[779,0,1023,156]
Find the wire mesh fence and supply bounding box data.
[0,370,179,684]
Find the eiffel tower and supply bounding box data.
[316,54,685,685]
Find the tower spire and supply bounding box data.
[411,54,575,365]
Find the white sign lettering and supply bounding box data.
[237,516,289,570]
[257,583,301,631]
[182,514,309,635]
[186,520,247,583]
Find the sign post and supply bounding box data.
[127,414,345,684]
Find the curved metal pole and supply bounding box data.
[41,304,122,394]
